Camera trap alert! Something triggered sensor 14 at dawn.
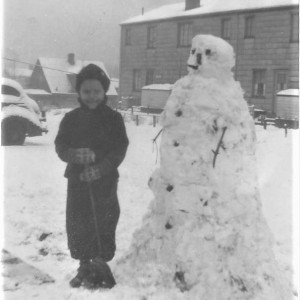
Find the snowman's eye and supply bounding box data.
[191,49,196,54]
[205,49,211,56]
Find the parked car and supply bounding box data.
[1,78,48,145]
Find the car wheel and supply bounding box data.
[1,117,26,146]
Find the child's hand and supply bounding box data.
[80,165,101,182]
[68,148,96,164]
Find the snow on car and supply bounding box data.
[1,78,48,145]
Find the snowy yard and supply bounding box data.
[2,110,298,299]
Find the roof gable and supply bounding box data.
[36,57,117,95]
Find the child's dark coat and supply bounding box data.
[55,103,129,261]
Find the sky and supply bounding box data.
[2,0,180,77]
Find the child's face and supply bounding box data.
[79,79,105,109]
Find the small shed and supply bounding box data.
[141,84,173,110]
[275,89,299,120]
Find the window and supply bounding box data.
[221,18,231,39]
[146,69,154,85]
[252,69,266,97]
[275,71,288,92]
[178,23,193,47]
[1,85,20,97]
[291,13,299,42]
[133,69,142,91]
[125,28,131,46]
[147,26,157,48]
[245,16,255,38]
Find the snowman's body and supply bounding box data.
[116,35,291,299]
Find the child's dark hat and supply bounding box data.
[76,64,110,93]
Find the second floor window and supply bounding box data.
[245,16,255,38]
[221,18,231,39]
[147,26,157,48]
[291,13,299,42]
[178,23,193,47]
[133,69,142,91]
[252,69,266,97]
[125,28,131,46]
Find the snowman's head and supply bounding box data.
[187,34,235,75]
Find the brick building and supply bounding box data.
[119,0,299,114]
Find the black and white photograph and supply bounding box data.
[1,0,299,299]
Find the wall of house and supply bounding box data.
[27,93,78,111]
[119,6,299,114]
[30,64,50,93]
[28,93,118,111]
[234,7,299,112]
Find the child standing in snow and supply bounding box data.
[55,64,129,288]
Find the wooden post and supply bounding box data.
[153,115,156,127]
[131,107,134,115]
[263,119,267,130]
[284,123,288,137]
[136,114,139,126]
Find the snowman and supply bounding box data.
[116,35,291,299]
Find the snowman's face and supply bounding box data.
[187,35,235,73]
[187,45,214,71]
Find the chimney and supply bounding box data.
[185,0,200,10]
[67,53,75,65]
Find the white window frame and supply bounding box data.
[133,69,142,91]
[125,27,131,46]
[245,16,255,38]
[221,18,231,40]
[146,69,155,85]
[252,69,266,98]
[147,26,157,49]
[178,23,193,47]
[290,13,299,42]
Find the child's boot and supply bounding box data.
[69,259,90,288]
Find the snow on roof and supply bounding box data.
[36,58,117,96]
[25,89,51,95]
[122,0,298,25]
[111,78,119,89]
[277,89,299,96]
[4,68,32,78]
[142,84,173,90]
[14,68,33,77]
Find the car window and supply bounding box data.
[1,85,21,97]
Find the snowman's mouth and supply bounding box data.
[188,64,199,70]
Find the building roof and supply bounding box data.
[25,89,51,95]
[4,67,32,78]
[277,89,299,96]
[142,84,173,91]
[36,57,118,96]
[122,0,298,25]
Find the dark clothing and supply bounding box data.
[55,103,129,261]
[66,177,119,261]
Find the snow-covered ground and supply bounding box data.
[1,109,298,299]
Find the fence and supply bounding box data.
[118,109,161,127]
